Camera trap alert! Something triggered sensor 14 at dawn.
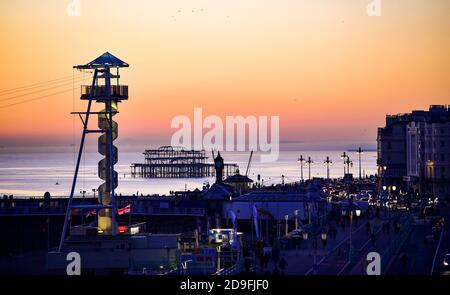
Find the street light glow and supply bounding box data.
[302,231,309,240]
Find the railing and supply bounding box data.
[0,206,205,217]
[0,207,67,215]
[140,207,205,216]
[81,85,128,99]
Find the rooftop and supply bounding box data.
[234,191,324,202]
[75,52,129,69]
[224,172,253,184]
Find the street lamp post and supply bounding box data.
[323,156,332,181]
[285,215,289,236]
[306,157,314,180]
[165,246,171,271]
[344,156,353,176]
[385,185,396,196]
[181,259,193,275]
[302,228,324,275]
[216,245,221,273]
[298,155,305,183]
[341,152,348,175]
[277,220,281,239]
[312,236,318,274]
[294,210,299,230]
[383,185,396,214]
[302,231,309,241]
[356,147,364,180]
[347,194,361,263]
[321,230,327,248]
[349,209,353,262]
[377,164,387,197]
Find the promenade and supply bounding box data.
[256,209,411,275]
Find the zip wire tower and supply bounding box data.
[59,52,129,251]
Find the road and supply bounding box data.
[381,207,449,275]
[259,209,423,275]
[261,210,397,275]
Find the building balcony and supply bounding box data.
[80,85,128,100]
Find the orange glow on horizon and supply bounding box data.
[0,0,449,148]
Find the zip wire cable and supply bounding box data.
[0,76,89,102]
[0,74,84,95]
[0,88,75,109]
[0,76,92,109]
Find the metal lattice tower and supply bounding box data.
[58,52,129,251]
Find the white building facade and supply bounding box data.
[405,105,450,199]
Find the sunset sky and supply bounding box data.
[0,0,449,150]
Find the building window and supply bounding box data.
[441,141,445,147]
[441,154,445,161]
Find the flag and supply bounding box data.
[85,209,96,218]
[252,205,260,240]
[118,204,131,215]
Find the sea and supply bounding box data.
[0,148,377,198]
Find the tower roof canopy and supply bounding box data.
[75,52,129,69]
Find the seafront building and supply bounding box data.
[378,105,450,199]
